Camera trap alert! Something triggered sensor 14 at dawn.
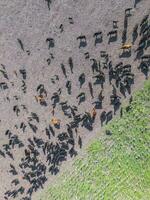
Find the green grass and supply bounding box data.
[39,80,150,200]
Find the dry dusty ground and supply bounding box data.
[0,0,150,199]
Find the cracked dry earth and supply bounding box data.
[0,0,150,199]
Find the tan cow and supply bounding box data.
[51,118,61,126]
[35,95,45,103]
[121,44,132,50]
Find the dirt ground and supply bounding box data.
[0,0,149,199]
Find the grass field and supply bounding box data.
[39,80,150,200]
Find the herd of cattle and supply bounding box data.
[0,1,150,200]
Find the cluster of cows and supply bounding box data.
[0,2,149,200]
